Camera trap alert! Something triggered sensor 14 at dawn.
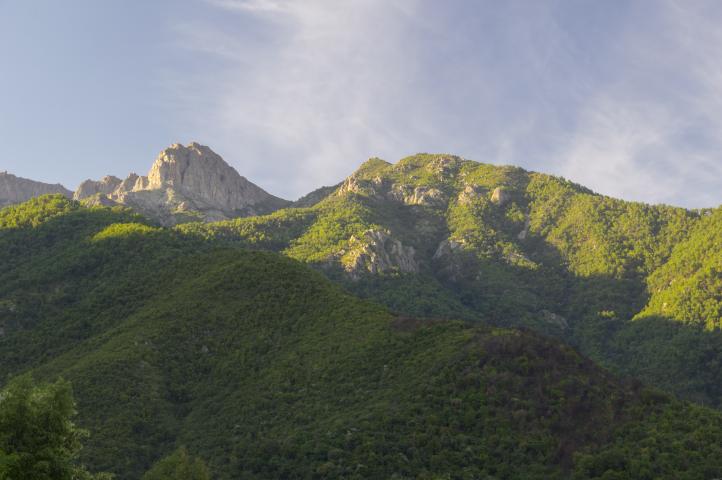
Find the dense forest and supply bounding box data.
[0,152,720,478]
[180,154,722,407]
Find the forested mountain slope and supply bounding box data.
[1,196,721,479]
[179,154,722,407]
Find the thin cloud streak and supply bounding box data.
[555,0,722,207]
[164,1,721,207]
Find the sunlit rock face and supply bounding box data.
[491,186,512,205]
[74,142,289,225]
[0,171,72,207]
[343,229,419,279]
[74,176,122,201]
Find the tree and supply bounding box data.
[142,447,211,480]
[0,376,111,480]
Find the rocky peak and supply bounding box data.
[0,171,72,207]
[74,142,289,225]
[74,175,122,201]
[146,142,281,213]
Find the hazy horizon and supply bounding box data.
[2,0,722,208]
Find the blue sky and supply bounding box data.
[1,0,721,207]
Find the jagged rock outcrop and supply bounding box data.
[387,184,447,207]
[457,184,486,206]
[74,142,289,225]
[0,172,72,207]
[337,176,380,198]
[491,186,512,205]
[425,155,462,176]
[343,230,419,278]
[432,238,471,282]
[74,176,122,200]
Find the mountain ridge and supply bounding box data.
[176,152,721,408]
[0,171,72,207]
[0,195,720,478]
[2,149,720,410]
[2,146,718,226]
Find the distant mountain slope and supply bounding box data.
[1,195,721,479]
[74,142,290,225]
[636,206,721,329]
[179,153,722,407]
[0,171,71,207]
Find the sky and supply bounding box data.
[1,0,721,207]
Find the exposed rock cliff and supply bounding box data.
[74,142,289,225]
[74,176,122,200]
[342,229,419,278]
[0,172,72,207]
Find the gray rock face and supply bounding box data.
[74,176,122,201]
[432,238,469,282]
[146,143,276,212]
[74,142,289,225]
[387,184,447,207]
[336,176,381,198]
[425,156,461,176]
[0,172,72,207]
[344,229,419,278]
[457,184,486,206]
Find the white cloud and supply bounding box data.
[206,0,290,14]
[169,0,426,198]
[164,0,721,207]
[555,0,722,207]
[557,98,681,202]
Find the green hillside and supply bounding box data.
[1,195,721,478]
[178,154,722,408]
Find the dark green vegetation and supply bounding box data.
[0,376,111,480]
[142,447,210,480]
[0,150,720,479]
[180,154,722,408]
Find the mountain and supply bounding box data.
[0,171,72,207]
[179,153,722,407]
[74,142,290,225]
[0,195,721,479]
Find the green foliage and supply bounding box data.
[636,207,721,329]
[284,196,382,263]
[22,155,717,411]
[1,164,721,479]
[177,207,316,251]
[142,447,210,480]
[0,376,111,480]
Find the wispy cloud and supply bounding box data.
[554,0,722,207]
[168,0,428,198]
[164,1,721,207]
[206,0,290,14]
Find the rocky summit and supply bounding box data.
[74,142,289,225]
[0,171,72,207]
